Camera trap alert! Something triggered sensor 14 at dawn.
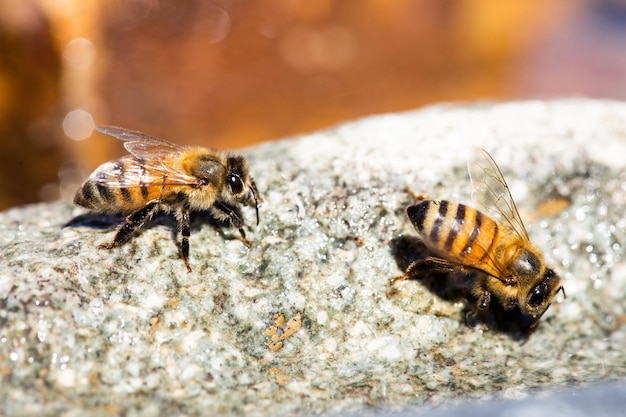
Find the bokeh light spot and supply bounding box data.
[63,110,95,141]
[63,37,96,68]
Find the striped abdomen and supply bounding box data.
[74,159,173,213]
[407,200,502,276]
[74,181,167,213]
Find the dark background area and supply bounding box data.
[1,0,625,210]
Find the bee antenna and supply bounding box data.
[558,286,566,299]
[250,178,262,226]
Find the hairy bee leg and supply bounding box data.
[213,203,252,247]
[176,207,192,273]
[389,259,427,285]
[477,289,491,310]
[390,256,460,285]
[389,260,424,286]
[99,200,160,250]
[389,274,409,286]
[466,289,491,330]
[465,311,483,329]
[404,186,428,201]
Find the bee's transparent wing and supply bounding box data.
[96,125,182,160]
[87,156,199,188]
[91,126,200,187]
[467,148,529,240]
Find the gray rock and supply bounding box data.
[1,99,625,416]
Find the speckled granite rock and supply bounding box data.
[1,100,626,416]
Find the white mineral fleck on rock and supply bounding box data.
[1,100,626,416]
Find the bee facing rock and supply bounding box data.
[74,126,262,272]
[393,150,564,332]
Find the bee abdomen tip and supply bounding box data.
[406,200,430,231]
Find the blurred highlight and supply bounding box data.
[63,110,94,141]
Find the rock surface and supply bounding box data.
[1,100,626,416]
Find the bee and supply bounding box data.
[74,126,262,272]
[394,149,564,331]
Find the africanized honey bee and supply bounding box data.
[394,149,564,331]
[74,126,262,272]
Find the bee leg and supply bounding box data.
[389,259,425,285]
[465,310,479,328]
[99,200,160,250]
[389,274,409,286]
[466,289,491,330]
[390,256,464,285]
[176,206,192,273]
[212,203,252,247]
[405,186,428,201]
[477,290,491,310]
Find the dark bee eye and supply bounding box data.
[528,282,548,308]
[227,174,244,194]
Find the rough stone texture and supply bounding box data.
[1,100,626,416]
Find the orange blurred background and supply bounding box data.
[1,0,625,210]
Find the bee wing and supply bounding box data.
[96,125,183,160]
[93,126,201,186]
[87,156,200,188]
[467,148,530,241]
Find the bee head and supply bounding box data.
[522,268,564,328]
[226,156,262,225]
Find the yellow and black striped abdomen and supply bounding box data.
[73,159,172,213]
[74,180,166,212]
[407,200,502,276]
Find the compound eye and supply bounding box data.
[528,282,548,308]
[227,174,244,194]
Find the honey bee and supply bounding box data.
[394,149,564,331]
[74,126,262,272]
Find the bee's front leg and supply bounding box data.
[477,290,491,310]
[212,203,251,247]
[466,287,491,330]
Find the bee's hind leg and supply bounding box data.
[390,256,458,285]
[99,200,160,250]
